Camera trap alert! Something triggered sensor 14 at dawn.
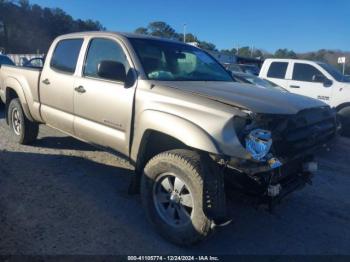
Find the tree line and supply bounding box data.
[0,0,104,53]
[135,22,217,51]
[0,0,348,73]
[134,21,349,73]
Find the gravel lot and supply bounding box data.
[0,106,350,255]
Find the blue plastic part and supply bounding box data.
[245,129,272,161]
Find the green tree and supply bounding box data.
[303,49,329,62]
[134,21,178,39]
[237,46,251,57]
[274,48,298,59]
[220,48,237,55]
[134,21,217,51]
[147,21,177,39]
[135,27,148,35]
[183,33,198,43]
[0,0,104,53]
[252,49,263,58]
[198,41,216,51]
[18,0,29,9]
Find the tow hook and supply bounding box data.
[267,184,282,197]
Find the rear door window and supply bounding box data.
[267,62,288,79]
[292,63,324,82]
[50,39,83,74]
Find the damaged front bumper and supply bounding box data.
[224,151,320,210]
[224,106,336,208]
[264,171,313,210]
[207,106,336,221]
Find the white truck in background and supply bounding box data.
[259,59,350,133]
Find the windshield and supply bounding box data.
[318,62,350,83]
[239,64,260,75]
[129,38,232,81]
[0,55,15,66]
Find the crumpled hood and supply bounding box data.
[158,81,327,115]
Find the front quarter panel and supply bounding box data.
[131,80,251,162]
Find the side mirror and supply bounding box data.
[312,74,333,87]
[125,68,137,88]
[98,60,126,82]
[323,78,333,87]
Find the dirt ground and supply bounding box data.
[0,107,349,255]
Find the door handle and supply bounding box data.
[42,78,50,85]
[289,85,300,88]
[74,86,86,93]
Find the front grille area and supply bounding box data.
[272,107,336,157]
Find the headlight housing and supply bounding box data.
[245,129,272,161]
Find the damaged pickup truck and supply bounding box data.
[0,32,337,246]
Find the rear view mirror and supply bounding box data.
[98,60,126,82]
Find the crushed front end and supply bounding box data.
[224,106,337,209]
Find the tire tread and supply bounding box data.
[8,98,38,145]
[142,149,214,246]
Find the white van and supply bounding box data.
[259,59,350,132]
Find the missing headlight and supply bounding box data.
[245,129,272,161]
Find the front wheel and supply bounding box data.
[8,98,39,144]
[141,149,214,246]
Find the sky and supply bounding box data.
[29,0,350,53]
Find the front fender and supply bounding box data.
[5,77,34,122]
[130,110,220,162]
[333,86,350,108]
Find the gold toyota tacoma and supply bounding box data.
[0,32,337,246]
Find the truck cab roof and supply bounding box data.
[263,58,325,64]
[55,31,185,44]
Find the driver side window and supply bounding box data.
[83,38,130,79]
[292,63,324,82]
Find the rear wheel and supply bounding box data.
[8,98,39,144]
[141,149,214,246]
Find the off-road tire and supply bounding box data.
[8,98,39,144]
[141,149,214,246]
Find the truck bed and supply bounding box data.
[0,65,42,121]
